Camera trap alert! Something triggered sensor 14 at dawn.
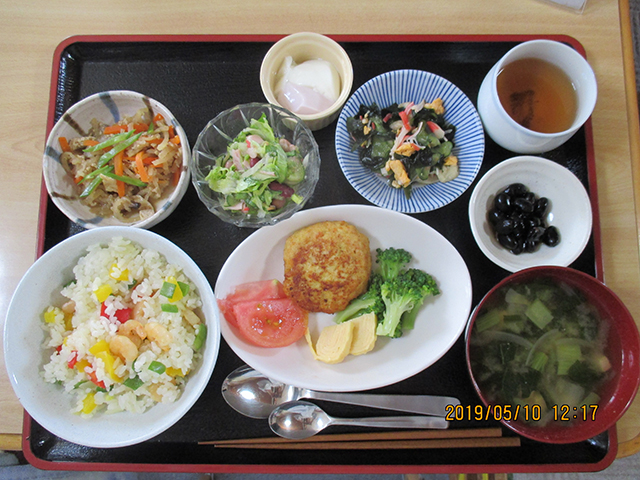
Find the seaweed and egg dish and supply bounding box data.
[469,278,613,426]
[346,99,458,198]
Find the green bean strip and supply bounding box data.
[97,132,144,168]
[79,171,109,198]
[76,164,113,184]
[83,130,134,153]
[102,171,147,187]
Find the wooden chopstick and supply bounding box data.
[210,436,520,450]
[199,427,504,446]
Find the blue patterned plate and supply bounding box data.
[335,70,485,213]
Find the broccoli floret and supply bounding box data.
[375,247,412,282]
[376,268,440,337]
[334,273,384,324]
[401,270,440,330]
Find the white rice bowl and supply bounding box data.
[4,227,220,448]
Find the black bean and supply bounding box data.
[525,237,541,253]
[494,217,515,234]
[487,184,561,255]
[542,226,560,247]
[498,233,518,250]
[488,208,503,225]
[534,197,549,217]
[511,242,525,255]
[514,197,535,213]
[528,226,545,242]
[494,193,512,213]
[502,183,528,197]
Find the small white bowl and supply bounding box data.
[4,227,220,448]
[43,90,191,229]
[468,156,592,272]
[260,32,353,131]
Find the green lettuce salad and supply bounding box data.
[205,114,306,217]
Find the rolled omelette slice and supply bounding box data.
[305,312,377,364]
[347,312,377,355]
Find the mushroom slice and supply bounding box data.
[112,195,154,222]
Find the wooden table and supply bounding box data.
[2,0,640,465]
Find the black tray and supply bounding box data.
[26,34,612,474]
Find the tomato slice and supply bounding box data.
[218,279,287,327]
[232,298,308,348]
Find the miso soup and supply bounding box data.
[469,278,612,426]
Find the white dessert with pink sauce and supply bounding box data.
[275,56,341,115]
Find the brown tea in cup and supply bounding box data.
[497,57,578,134]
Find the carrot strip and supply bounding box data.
[153,113,165,123]
[135,152,150,183]
[133,123,149,133]
[83,139,99,147]
[142,156,158,165]
[170,135,181,145]
[59,137,70,152]
[168,125,175,137]
[104,124,126,135]
[114,151,126,197]
[146,138,163,145]
[74,176,84,184]
[172,166,181,186]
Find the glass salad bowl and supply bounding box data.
[190,103,321,228]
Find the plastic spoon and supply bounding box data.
[269,400,449,440]
[221,365,460,419]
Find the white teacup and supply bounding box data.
[477,40,597,153]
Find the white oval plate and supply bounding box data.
[468,156,593,272]
[215,204,472,392]
[335,70,485,213]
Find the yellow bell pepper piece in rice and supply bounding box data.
[109,263,130,282]
[89,340,123,382]
[75,359,90,373]
[166,367,186,377]
[164,276,184,303]
[43,306,63,324]
[94,284,112,303]
[89,340,110,355]
[82,391,97,415]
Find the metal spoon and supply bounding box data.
[221,365,460,419]
[269,400,449,440]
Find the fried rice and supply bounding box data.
[41,237,206,417]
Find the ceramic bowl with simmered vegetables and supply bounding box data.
[465,266,640,444]
[43,90,191,229]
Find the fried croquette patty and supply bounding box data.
[283,221,371,314]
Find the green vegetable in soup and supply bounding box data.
[469,278,612,426]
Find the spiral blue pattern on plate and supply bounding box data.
[335,70,485,213]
